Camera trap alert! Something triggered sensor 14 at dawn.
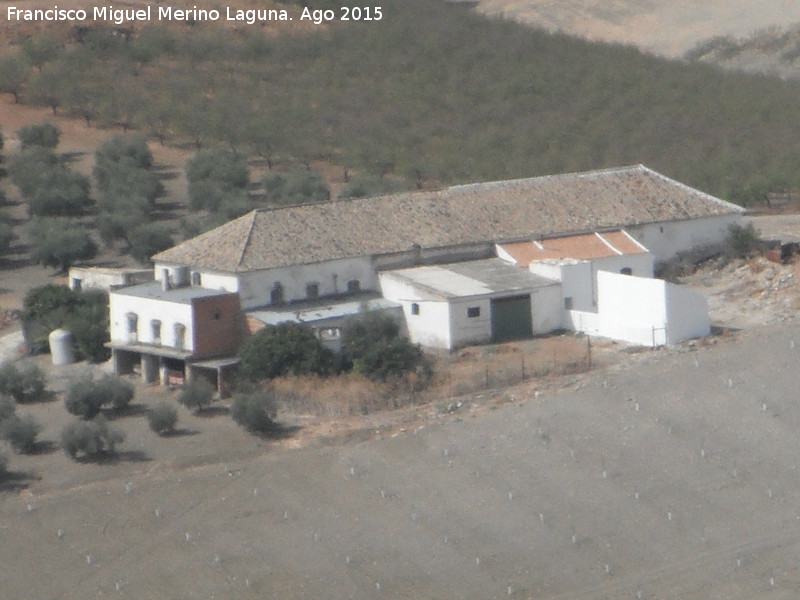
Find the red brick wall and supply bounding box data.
[244,315,267,336]
[192,294,242,357]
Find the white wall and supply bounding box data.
[626,214,742,264]
[665,283,710,344]
[109,294,195,351]
[569,271,709,346]
[238,256,376,310]
[379,274,452,348]
[595,272,668,346]
[530,283,563,334]
[449,298,492,348]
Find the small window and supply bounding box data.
[620,267,633,276]
[659,226,664,233]
[564,297,573,310]
[347,279,361,293]
[71,278,82,292]
[191,272,202,286]
[151,319,162,344]
[306,282,319,299]
[270,283,284,305]
[410,303,420,315]
[467,306,480,318]
[213,310,221,320]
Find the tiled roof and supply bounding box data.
[154,165,744,273]
[501,230,648,264]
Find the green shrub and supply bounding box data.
[177,377,215,413]
[22,285,110,363]
[727,222,760,257]
[342,312,432,382]
[64,377,105,419]
[96,374,134,410]
[17,121,60,149]
[353,337,432,383]
[0,361,46,403]
[60,416,124,459]
[1,413,41,453]
[147,401,178,435]
[231,391,277,434]
[239,322,335,381]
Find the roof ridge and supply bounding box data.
[236,210,259,269]
[449,165,645,191]
[639,165,746,213]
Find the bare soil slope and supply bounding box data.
[468,0,800,57]
[4,321,800,599]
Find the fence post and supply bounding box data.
[586,336,592,370]
[521,354,526,379]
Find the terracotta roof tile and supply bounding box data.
[154,165,743,272]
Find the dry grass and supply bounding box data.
[271,334,593,419]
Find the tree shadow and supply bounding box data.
[0,470,36,493]
[194,405,230,418]
[88,450,151,465]
[0,256,33,271]
[60,151,87,165]
[29,440,59,456]
[163,427,200,437]
[19,390,59,405]
[257,423,302,440]
[105,403,148,420]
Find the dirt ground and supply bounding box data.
[4,320,800,599]
[469,0,800,57]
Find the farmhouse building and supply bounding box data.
[107,164,744,389]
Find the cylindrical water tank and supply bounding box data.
[49,328,75,366]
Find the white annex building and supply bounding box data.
[106,165,744,388]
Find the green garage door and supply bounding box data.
[490,294,533,342]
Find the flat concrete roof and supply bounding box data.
[381,258,558,300]
[111,281,235,304]
[247,294,402,326]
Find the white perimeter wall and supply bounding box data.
[568,271,709,346]
[665,282,711,344]
[626,214,742,264]
[110,294,195,350]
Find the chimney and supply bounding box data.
[161,268,171,291]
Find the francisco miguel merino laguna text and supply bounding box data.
[6,5,299,25]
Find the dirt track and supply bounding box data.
[3,321,800,599]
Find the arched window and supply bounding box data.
[270,283,284,305]
[151,320,162,344]
[173,323,186,349]
[191,272,202,286]
[126,312,138,342]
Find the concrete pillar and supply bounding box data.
[185,364,195,384]
[111,349,122,376]
[141,354,159,384]
[159,362,169,386]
